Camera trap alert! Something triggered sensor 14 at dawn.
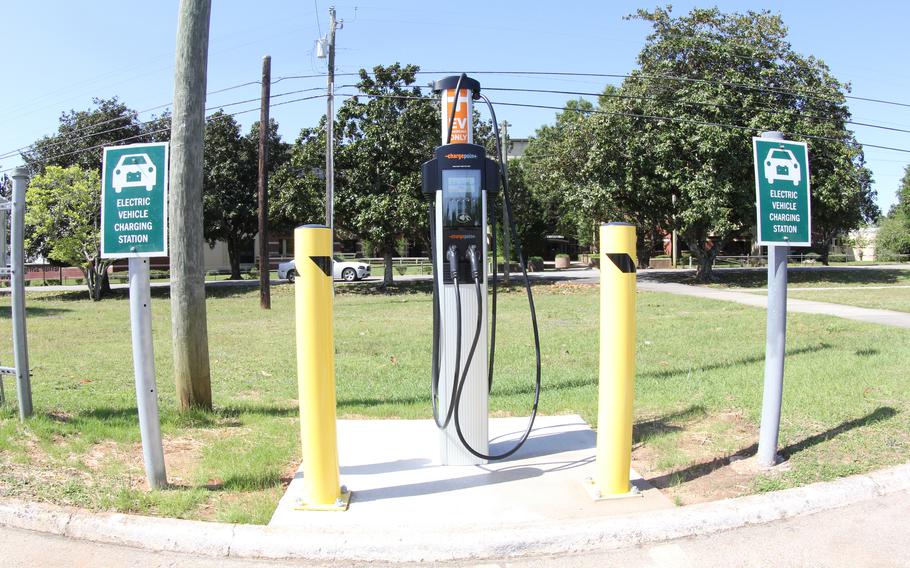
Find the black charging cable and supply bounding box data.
[455,95,541,461]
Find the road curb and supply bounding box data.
[1,462,908,562]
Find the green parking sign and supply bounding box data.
[101,142,168,258]
[753,137,811,247]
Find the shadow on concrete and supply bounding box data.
[341,458,433,476]
[346,466,545,503]
[647,406,898,490]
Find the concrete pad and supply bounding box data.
[269,415,672,531]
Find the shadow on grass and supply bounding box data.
[647,406,898,490]
[633,405,706,445]
[338,344,833,410]
[72,404,298,429]
[639,267,908,289]
[641,343,834,381]
[0,305,72,318]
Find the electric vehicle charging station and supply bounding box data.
[422,75,541,465]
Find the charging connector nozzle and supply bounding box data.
[466,245,480,280]
[446,245,459,279]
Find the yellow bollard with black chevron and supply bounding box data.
[592,222,640,498]
[294,224,350,510]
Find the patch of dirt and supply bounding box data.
[546,282,597,295]
[632,409,773,505]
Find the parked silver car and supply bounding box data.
[277,257,371,283]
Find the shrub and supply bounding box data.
[527,256,544,271]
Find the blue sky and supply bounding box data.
[2,1,908,213]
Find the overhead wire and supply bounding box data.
[332,91,910,154]
[0,77,310,161]
[0,93,328,175]
[482,86,910,136]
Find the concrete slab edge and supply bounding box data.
[1,462,908,563]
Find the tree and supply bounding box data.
[270,122,328,231]
[202,112,255,279]
[201,112,288,279]
[876,165,910,258]
[335,63,438,286]
[24,166,112,300]
[22,97,170,175]
[621,7,877,279]
[522,93,672,266]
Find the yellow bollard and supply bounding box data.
[593,222,639,498]
[294,225,349,510]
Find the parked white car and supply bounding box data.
[112,153,156,193]
[763,148,801,186]
[278,257,371,282]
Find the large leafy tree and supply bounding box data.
[876,165,910,257]
[22,97,170,175]
[335,63,438,286]
[269,121,327,231]
[622,7,877,279]
[202,111,287,279]
[24,166,111,300]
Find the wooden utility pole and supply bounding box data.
[501,121,511,285]
[258,55,272,309]
[169,0,212,411]
[325,6,338,237]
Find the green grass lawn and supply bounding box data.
[1,282,908,521]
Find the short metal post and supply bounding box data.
[11,168,32,420]
[294,224,349,510]
[129,257,167,489]
[757,130,788,467]
[593,223,639,497]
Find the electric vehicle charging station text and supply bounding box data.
[422,75,542,466]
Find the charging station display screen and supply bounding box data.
[442,169,482,227]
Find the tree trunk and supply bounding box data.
[226,238,242,280]
[688,237,721,283]
[84,259,110,301]
[383,249,394,288]
[636,228,658,269]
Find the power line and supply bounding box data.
[333,91,910,155]
[422,70,910,110]
[276,68,910,110]
[482,86,910,136]
[0,94,328,175]
[0,79,270,161]
[0,85,330,163]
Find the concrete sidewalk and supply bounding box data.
[638,280,910,329]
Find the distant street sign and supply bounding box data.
[101,142,168,258]
[753,137,811,247]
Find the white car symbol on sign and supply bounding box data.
[112,153,157,193]
[764,148,801,186]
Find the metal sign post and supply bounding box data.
[102,142,169,489]
[752,132,811,467]
[9,169,32,419]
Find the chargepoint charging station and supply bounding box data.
[422,75,541,465]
